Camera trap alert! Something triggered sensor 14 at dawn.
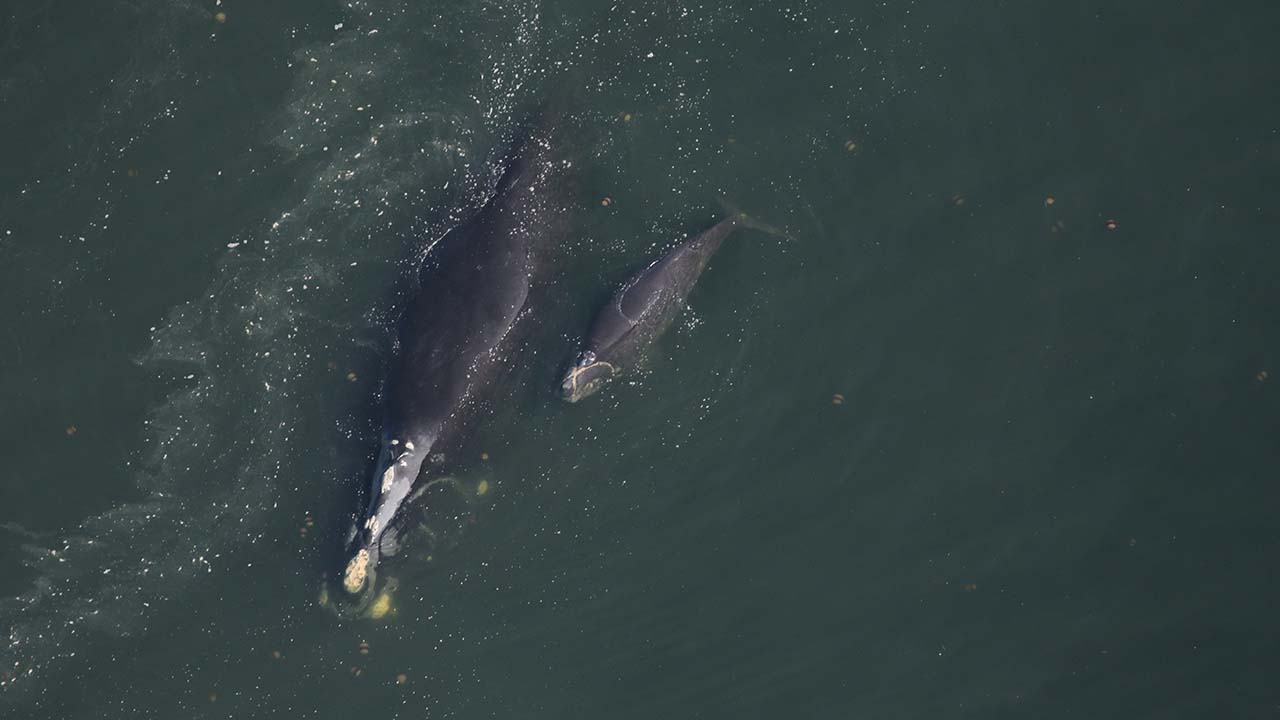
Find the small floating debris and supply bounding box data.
[600,197,613,207]
[226,242,240,249]
[963,583,978,592]
[476,479,490,496]
[1105,218,1118,230]
[395,673,408,685]
[1044,196,1055,206]
[358,641,370,655]
[831,393,844,406]
[213,11,226,23]
[951,194,967,208]
[350,666,363,677]
[844,139,858,153]
[480,452,490,461]
[65,425,78,436]
[1258,370,1269,382]
[346,371,358,382]
[619,112,633,123]
[271,650,282,660]
[126,168,139,178]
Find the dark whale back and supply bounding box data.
[559,213,758,403]
[588,215,740,361]
[386,146,545,445]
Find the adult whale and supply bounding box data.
[560,209,782,403]
[337,110,568,607]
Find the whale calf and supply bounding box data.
[338,112,568,607]
[560,210,781,403]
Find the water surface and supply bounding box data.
[2,1,1278,717]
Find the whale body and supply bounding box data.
[340,115,568,603]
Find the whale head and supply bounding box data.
[560,351,617,403]
[318,540,390,619]
[331,523,389,609]
[326,437,426,616]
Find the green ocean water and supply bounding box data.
[2,0,1278,717]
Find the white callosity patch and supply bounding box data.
[342,549,371,594]
[370,448,414,532]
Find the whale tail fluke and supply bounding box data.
[718,197,793,241]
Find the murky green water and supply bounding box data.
[3,1,1279,717]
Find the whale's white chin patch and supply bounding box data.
[343,548,370,594]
